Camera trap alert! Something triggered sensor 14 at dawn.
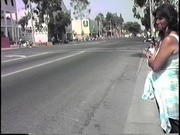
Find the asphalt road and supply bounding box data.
[1,37,146,134]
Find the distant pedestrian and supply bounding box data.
[142,3,179,133]
[51,36,55,45]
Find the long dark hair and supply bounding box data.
[153,4,179,39]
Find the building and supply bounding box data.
[17,8,48,43]
[72,18,98,41]
[1,0,19,47]
[17,1,48,44]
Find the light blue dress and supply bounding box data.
[142,34,179,133]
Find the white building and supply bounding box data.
[17,2,48,43]
[72,18,98,41]
[1,0,19,42]
[17,9,48,43]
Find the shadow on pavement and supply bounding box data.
[129,52,146,58]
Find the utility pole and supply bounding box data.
[29,0,35,46]
[149,0,154,37]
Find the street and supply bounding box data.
[1,38,153,134]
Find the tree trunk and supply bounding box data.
[61,31,65,43]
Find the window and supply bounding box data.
[11,0,14,6]
[4,0,8,5]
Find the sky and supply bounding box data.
[64,0,140,23]
[16,0,141,23]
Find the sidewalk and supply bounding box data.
[1,38,109,51]
[123,57,164,135]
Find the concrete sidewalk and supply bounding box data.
[1,44,19,51]
[123,57,164,135]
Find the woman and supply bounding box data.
[142,4,179,133]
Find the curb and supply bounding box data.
[123,57,164,134]
[1,47,19,51]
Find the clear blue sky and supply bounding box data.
[64,0,140,23]
[16,0,141,23]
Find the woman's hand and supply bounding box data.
[146,51,156,63]
[146,51,151,59]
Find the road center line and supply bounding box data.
[2,51,85,77]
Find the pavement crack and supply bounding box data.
[78,77,120,134]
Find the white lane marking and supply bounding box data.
[2,52,51,63]
[5,55,27,58]
[2,51,85,77]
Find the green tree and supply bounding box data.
[54,11,71,42]
[105,12,124,36]
[105,12,113,35]
[20,0,71,42]
[112,13,124,35]
[70,0,91,20]
[18,14,30,31]
[123,22,141,36]
[95,13,105,36]
[95,13,107,35]
[105,13,124,29]
[94,12,125,37]
[118,14,124,34]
